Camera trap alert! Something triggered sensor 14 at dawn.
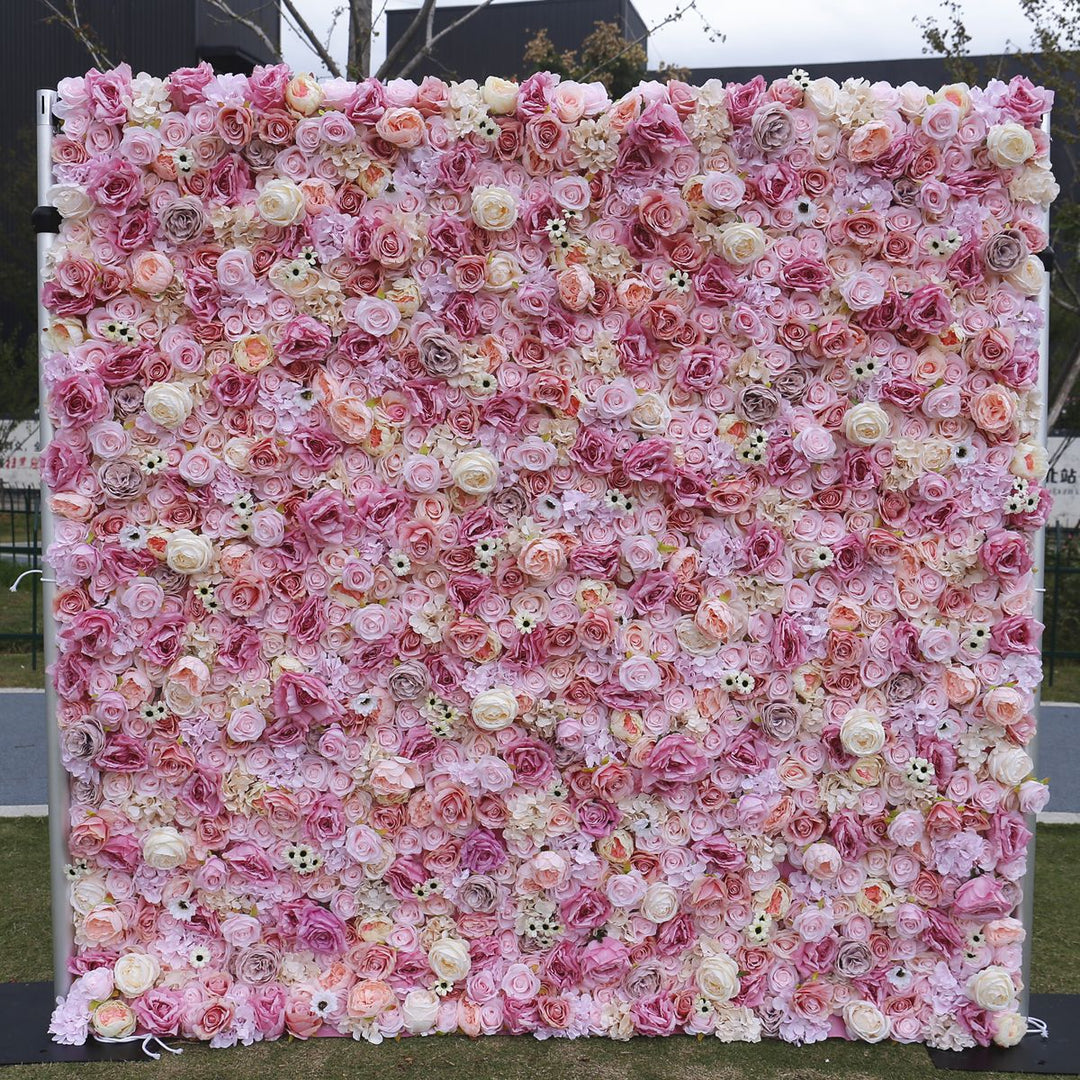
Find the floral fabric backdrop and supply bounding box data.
[43,63,1055,1050]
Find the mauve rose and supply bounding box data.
[953,876,1013,919]
[984,228,1027,274]
[159,197,206,244]
[233,945,280,985]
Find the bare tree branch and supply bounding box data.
[204,0,282,63]
[1050,341,1080,429]
[375,0,437,80]
[37,0,113,68]
[281,0,343,77]
[392,0,497,81]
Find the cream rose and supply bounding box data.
[451,448,499,494]
[843,1000,890,1042]
[92,1000,137,1039]
[471,185,518,232]
[401,988,441,1032]
[986,122,1036,169]
[285,72,324,115]
[256,179,306,226]
[1011,441,1048,481]
[991,1010,1027,1047]
[471,687,518,731]
[967,965,1017,1011]
[696,952,740,1002]
[840,708,886,756]
[482,76,519,115]
[719,222,766,265]
[843,402,891,446]
[641,882,679,923]
[114,952,161,996]
[429,937,471,983]
[165,529,214,575]
[987,745,1033,786]
[142,826,188,870]
[1006,253,1048,296]
[143,382,193,429]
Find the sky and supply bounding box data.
[279,0,1041,79]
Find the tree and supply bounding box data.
[917,0,1080,432]
[39,0,498,82]
[523,20,685,99]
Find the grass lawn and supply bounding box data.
[0,817,1075,1080]
[0,557,43,688]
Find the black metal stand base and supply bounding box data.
[0,981,145,1065]
[927,994,1080,1074]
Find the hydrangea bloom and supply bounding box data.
[44,63,1053,1050]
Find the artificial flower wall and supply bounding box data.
[43,62,1054,1050]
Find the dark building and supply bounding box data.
[0,0,280,412]
[385,0,647,84]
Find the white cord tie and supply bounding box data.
[93,1034,183,1059]
[8,568,56,591]
[1025,1015,1049,1039]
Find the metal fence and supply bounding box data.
[0,485,42,668]
[0,487,1077,684]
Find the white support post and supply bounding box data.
[35,88,73,998]
[1018,109,1053,1022]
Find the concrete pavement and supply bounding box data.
[1,691,1077,814]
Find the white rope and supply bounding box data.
[8,568,55,591]
[1025,1015,1049,1039]
[92,1033,183,1059]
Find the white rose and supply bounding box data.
[696,952,740,1002]
[987,746,1033,787]
[142,826,188,870]
[719,222,766,265]
[452,448,499,494]
[804,77,840,118]
[48,183,92,219]
[114,952,161,996]
[485,251,521,291]
[841,709,886,756]
[897,81,932,119]
[843,401,891,446]
[991,1010,1027,1047]
[165,529,214,575]
[471,185,518,232]
[482,76,518,115]
[1006,253,1047,296]
[1009,167,1060,208]
[144,382,193,429]
[967,965,1017,1011]
[843,1000,890,1042]
[401,988,441,1032]
[471,686,518,731]
[986,122,1036,169]
[256,178,306,226]
[428,937,471,983]
[641,882,679,923]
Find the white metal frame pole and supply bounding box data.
[1018,109,1053,1022]
[36,88,73,997]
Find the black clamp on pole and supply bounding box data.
[31,205,61,235]
[1037,246,1055,274]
